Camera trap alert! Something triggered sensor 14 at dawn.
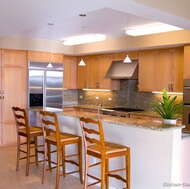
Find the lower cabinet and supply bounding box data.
[130,114,162,122]
[0,49,27,146]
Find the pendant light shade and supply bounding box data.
[79,58,85,66]
[78,14,86,66]
[123,55,132,63]
[47,63,53,68]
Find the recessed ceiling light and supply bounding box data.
[63,34,106,46]
[125,23,182,36]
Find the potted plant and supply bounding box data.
[150,89,183,124]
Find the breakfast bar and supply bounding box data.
[34,108,187,189]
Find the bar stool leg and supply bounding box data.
[126,150,130,189]
[55,147,61,189]
[61,145,66,177]
[101,159,105,189]
[78,139,83,184]
[26,139,30,176]
[34,137,39,166]
[42,142,47,184]
[16,135,20,172]
[105,159,109,189]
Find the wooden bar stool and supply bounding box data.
[80,117,130,189]
[12,106,44,176]
[40,111,83,189]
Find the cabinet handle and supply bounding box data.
[168,82,171,91]
[84,82,86,88]
[97,82,100,89]
[171,82,174,91]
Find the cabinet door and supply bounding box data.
[156,49,171,91]
[98,54,111,89]
[112,51,139,61]
[138,50,156,92]
[0,51,2,145]
[184,45,190,78]
[1,50,27,145]
[171,48,184,92]
[28,51,64,63]
[2,50,27,67]
[88,55,99,89]
[63,56,77,89]
[98,54,120,90]
[77,57,88,89]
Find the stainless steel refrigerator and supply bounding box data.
[28,62,63,109]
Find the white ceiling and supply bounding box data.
[1,0,190,43]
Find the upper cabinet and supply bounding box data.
[28,51,64,63]
[77,56,89,89]
[138,50,156,92]
[77,54,120,90]
[156,48,183,92]
[63,56,77,89]
[112,51,139,61]
[138,47,184,92]
[184,45,190,78]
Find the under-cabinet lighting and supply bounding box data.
[82,89,111,92]
[63,34,106,45]
[152,91,183,95]
[125,23,182,36]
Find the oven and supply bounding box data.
[182,79,190,133]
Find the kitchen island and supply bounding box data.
[33,108,188,189]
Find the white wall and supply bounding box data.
[57,113,182,189]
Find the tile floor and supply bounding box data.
[0,145,99,189]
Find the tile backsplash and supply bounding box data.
[63,80,183,111]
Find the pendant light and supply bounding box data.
[123,55,132,63]
[78,14,86,66]
[47,23,53,68]
[123,14,132,63]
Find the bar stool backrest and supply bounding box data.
[39,111,61,145]
[80,117,105,156]
[12,106,30,136]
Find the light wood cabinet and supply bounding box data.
[77,54,120,90]
[138,50,156,91]
[88,55,99,89]
[77,57,89,89]
[98,54,120,90]
[28,51,64,63]
[130,114,162,122]
[0,49,27,146]
[112,51,139,61]
[156,48,183,92]
[63,56,77,89]
[138,48,183,92]
[184,45,190,78]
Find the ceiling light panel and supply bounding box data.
[125,23,183,36]
[63,34,106,45]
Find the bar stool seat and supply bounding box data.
[80,117,130,189]
[12,106,44,176]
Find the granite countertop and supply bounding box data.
[29,106,184,131]
[61,110,185,132]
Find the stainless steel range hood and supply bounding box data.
[105,60,138,79]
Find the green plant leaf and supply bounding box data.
[150,90,182,119]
